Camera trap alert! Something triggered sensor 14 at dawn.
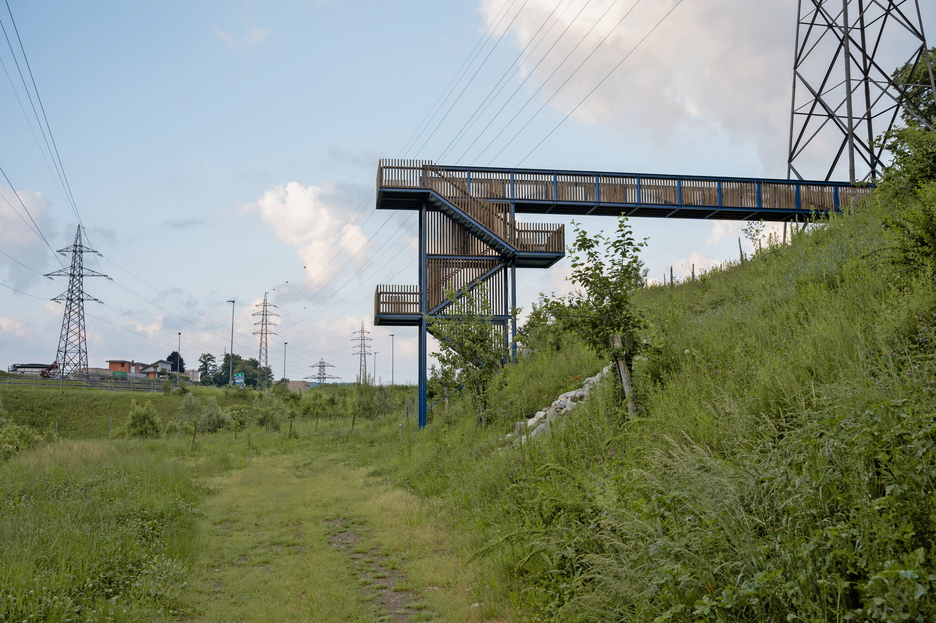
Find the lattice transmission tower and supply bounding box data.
[788,0,934,182]
[44,226,110,379]
[351,324,372,384]
[252,292,278,389]
[309,359,340,385]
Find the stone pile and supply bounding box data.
[503,364,613,444]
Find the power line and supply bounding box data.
[0,167,62,261]
[436,0,569,162]
[516,0,685,165]
[476,0,630,165]
[414,0,528,157]
[3,0,82,225]
[400,0,517,158]
[454,0,596,164]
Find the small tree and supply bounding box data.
[542,216,647,417]
[198,396,230,433]
[427,285,512,422]
[127,400,161,440]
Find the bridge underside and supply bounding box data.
[373,161,872,428]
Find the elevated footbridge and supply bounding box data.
[373,160,870,427]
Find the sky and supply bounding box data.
[1,0,933,385]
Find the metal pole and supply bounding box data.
[842,0,856,181]
[389,334,394,385]
[283,342,288,382]
[177,332,181,390]
[227,300,235,385]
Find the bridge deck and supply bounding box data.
[377,161,871,222]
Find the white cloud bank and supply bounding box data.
[243,182,369,298]
[478,0,793,174]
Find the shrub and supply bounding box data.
[198,397,230,433]
[0,421,43,461]
[126,400,161,440]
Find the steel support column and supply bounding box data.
[418,204,428,429]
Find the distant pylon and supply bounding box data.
[351,323,372,384]
[309,359,340,385]
[44,226,110,379]
[787,0,934,182]
[252,292,278,389]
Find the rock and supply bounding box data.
[513,421,525,435]
[529,420,550,439]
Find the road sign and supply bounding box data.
[234,372,245,387]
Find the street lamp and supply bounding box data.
[283,342,288,383]
[227,300,235,385]
[177,332,181,389]
[389,334,394,385]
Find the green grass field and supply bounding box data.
[3,178,936,621]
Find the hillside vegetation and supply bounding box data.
[3,133,935,621]
[341,173,936,621]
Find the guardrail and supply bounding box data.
[0,376,173,392]
[374,285,421,317]
[377,160,872,213]
[517,223,564,253]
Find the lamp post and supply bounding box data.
[227,300,235,385]
[389,334,394,385]
[177,332,181,389]
[283,342,288,383]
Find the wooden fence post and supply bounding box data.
[611,332,635,418]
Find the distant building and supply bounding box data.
[106,360,145,374]
[7,363,53,376]
[106,359,172,379]
[184,368,200,382]
[285,380,311,393]
[139,360,172,378]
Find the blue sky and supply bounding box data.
[1,0,932,384]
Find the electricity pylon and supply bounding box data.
[252,292,278,389]
[788,0,934,182]
[44,226,110,379]
[351,323,372,384]
[309,359,340,385]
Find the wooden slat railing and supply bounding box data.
[430,168,516,248]
[374,285,421,317]
[377,160,873,214]
[517,223,564,253]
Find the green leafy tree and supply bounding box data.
[427,285,512,421]
[198,353,216,383]
[542,216,647,417]
[126,400,161,440]
[894,46,936,128]
[166,351,185,374]
[198,397,230,433]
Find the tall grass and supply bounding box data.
[342,198,936,621]
[0,440,206,622]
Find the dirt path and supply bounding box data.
[178,448,484,622]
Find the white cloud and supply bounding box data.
[674,251,720,280]
[0,316,32,338]
[213,24,271,49]
[243,182,370,298]
[477,0,793,174]
[0,187,59,290]
[707,221,744,245]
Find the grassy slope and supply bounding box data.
[0,386,256,438]
[353,197,936,621]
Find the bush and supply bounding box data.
[0,420,43,461]
[126,400,161,440]
[198,397,230,433]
